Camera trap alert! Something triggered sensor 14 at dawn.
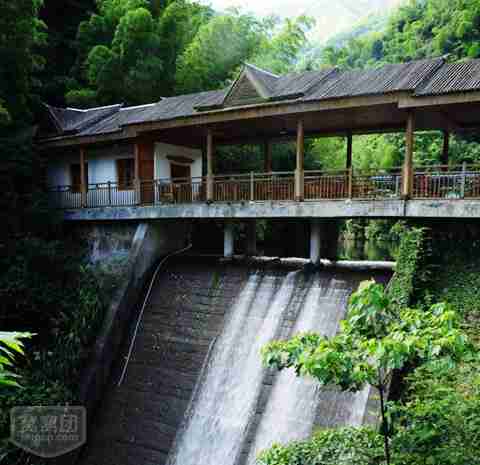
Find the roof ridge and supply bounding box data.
[244,62,280,79]
[65,103,123,112]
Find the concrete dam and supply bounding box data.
[79,254,390,465]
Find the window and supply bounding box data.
[70,163,88,192]
[170,163,191,181]
[116,158,135,189]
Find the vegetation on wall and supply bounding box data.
[387,223,432,309]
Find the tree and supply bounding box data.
[262,280,470,465]
[157,0,213,96]
[175,11,265,94]
[0,0,46,126]
[251,15,315,75]
[0,332,32,389]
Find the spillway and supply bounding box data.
[80,259,389,465]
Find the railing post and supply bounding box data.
[461,161,467,198]
[108,181,112,206]
[348,167,353,199]
[250,171,254,201]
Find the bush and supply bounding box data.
[0,236,121,464]
[258,427,384,465]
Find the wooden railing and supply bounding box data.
[305,170,348,200]
[413,164,480,199]
[213,172,295,202]
[352,168,403,199]
[48,166,480,209]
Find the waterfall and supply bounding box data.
[245,274,370,464]
[167,269,378,465]
[167,272,299,465]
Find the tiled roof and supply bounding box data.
[41,57,480,141]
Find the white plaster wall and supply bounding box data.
[47,144,136,208]
[47,142,202,207]
[47,144,134,187]
[154,143,202,180]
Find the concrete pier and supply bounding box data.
[310,219,339,263]
[245,220,257,256]
[310,219,322,265]
[224,221,235,258]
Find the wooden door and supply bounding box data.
[171,163,191,202]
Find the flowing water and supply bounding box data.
[167,272,299,465]
[167,268,383,465]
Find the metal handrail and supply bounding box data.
[117,243,193,387]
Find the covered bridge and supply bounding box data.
[39,57,480,220]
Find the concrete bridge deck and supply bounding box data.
[64,199,480,221]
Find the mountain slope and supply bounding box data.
[305,0,404,43]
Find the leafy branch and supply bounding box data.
[262,280,471,465]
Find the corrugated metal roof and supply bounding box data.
[79,104,156,136]
[42,57,480,141]
[47,104,122,134]
[271,68,338,99]
[244,63,279,94]
[415,59,480,96]
[125,89,226,126]
[305,58,444,101]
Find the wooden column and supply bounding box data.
[295,119,305,201]
[346,132,353,198]
[402,111,415,198]
[442,130,450,167]
[264,140,272,173]
[134,141,141,204]
[206,129,214,201]
[346,132,353,169]
[80,147,87,207]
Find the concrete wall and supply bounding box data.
[154,142,202,180]
[64,199,480,221]
[58,220,192,465]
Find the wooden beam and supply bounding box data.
[442,130,450,166]
[80,147,86,207]
[206,129,214,201]
[295,119,305,201]
[402,111,415,198]
[264,140,272,172]
[346,132,353,169]
[399,91,480,109]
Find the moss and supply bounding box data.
[387,223,432,310]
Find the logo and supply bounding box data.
[10,406,86,458]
